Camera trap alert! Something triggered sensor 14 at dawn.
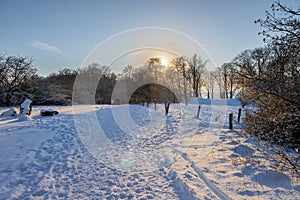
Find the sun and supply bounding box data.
[161,57,168,66]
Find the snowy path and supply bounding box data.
[0,100,299,199]
[0,107,180,199]
[165,101,234,199]
[176,149,231,200]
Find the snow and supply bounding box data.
[17,114,33,122]
[0,108,19,117]
[40,108,55,112]
[0,99,299,199]
[20,99,32,115]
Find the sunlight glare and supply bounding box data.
[161,57,168,66]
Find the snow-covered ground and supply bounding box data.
[0,99,299,199]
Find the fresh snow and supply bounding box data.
[20,99,32,115]
[0,108,19,117]
[0,99,299,199]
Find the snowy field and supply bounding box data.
[0,99,299,199]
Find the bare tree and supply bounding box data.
[187,54,208,97]
[121,65,133,80]
[146,57,164,82]
[214,67,224,99]
[0,55,37,106]
[255,1,300,51]
[171,56,188,104]
[254,1,300,106]
[165,67,180,99]
[219,62,239,99]
[203,71,216,99]
[73,63,116,104]
[233,1,300,149]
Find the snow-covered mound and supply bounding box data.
[0,107,19,117]
[18,114,33,121]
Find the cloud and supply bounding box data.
[31,40,64,55]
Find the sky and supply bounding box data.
[0,0,299,76]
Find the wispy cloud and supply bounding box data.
[31,40,64,55]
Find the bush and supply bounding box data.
[244,97,300,150]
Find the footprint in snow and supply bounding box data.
[234,144,255,157]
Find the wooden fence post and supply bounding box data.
[196,105,201,118]
[238,108,242,123]
[165,102,170,115]
[229,113,233,129]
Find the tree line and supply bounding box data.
[0,60,117,106]
[0,52,238,107]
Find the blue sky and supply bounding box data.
[0,0,298,76]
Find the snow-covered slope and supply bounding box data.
[0,99,299,199]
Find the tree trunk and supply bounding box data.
[183,77,187,105]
